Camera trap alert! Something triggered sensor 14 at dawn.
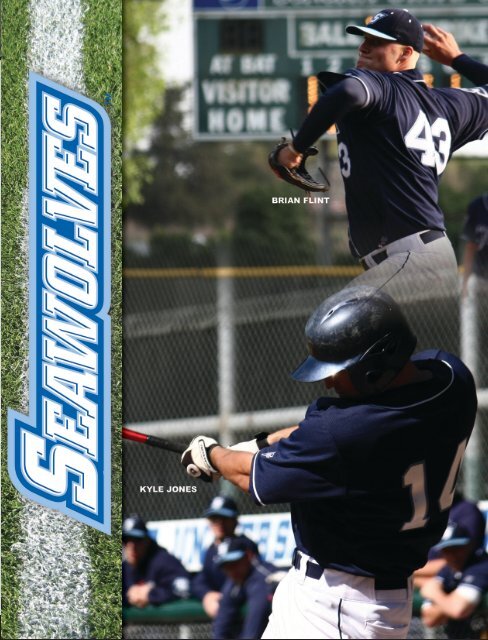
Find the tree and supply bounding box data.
[124,0,167,205]
[232,188,315,266]
[124,67,319,267]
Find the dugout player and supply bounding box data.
[461,193,488,298]
[420,521,488,638]
[122,515,190,608]
[460,193,488,391]
[191,495,259,619]
[414,492,487,589]
[181,286,478,639]
[272,9,488,348]
[211,537,280,640]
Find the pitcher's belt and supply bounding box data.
[360,230,446,271]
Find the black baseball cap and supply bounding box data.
[204,495,238,519]
[214,537,250,565]
[346,9,424,53]
[122,515,148,540]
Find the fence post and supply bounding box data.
[461,283,482,500]
[217,246,234,449]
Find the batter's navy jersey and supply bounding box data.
[320,69,488,256]
[462,193,488,279]
[249,350,477,581]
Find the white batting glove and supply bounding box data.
[229,440,260,454]
[229,432,270,454]
[181,436,219,483]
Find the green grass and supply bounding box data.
[1,0,123,637]
[83,0,123,637]
[1,0,30,637]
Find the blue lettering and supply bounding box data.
[7,73,112,533]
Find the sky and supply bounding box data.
[158,0,193,84]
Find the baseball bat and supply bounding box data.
[122,427,186,454]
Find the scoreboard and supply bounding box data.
[193,0,488,140]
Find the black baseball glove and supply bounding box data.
[268,138,329,193]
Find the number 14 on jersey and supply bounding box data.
[401,438,467,531]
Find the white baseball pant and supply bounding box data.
[261,552,413,639]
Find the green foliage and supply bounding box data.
[150,229,216,267]
[232,188,315,266]
[127,85,237,230]
[124,0,167,205]
[125,84,317,267]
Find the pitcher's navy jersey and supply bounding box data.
[249,350,477,580]
[462,193,488,279]
[320,69,488,256]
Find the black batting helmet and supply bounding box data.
[291,286,417,394]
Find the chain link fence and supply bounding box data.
[124,266,488,512]
[124,622,212,640]
[122,618,488,640]
[123,244,488,639]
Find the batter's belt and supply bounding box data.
[292,549,407,591]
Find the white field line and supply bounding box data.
[13,1,92,638]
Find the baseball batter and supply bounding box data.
[273,10,488,327]
[181,286,478,639]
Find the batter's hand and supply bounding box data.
[181,436,220,482]
[422,24,462,66]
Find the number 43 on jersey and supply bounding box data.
[404,110,451,175]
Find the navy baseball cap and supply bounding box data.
[450,500,487,551]
[346,9,424,53]
[122,515,148,540]
[204,495,238,519]
[433,522,472,551]
[214,537,249,565]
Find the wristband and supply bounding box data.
[253,432,271,450]
[207,443,220,470]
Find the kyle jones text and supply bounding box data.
[140,485,198,493]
